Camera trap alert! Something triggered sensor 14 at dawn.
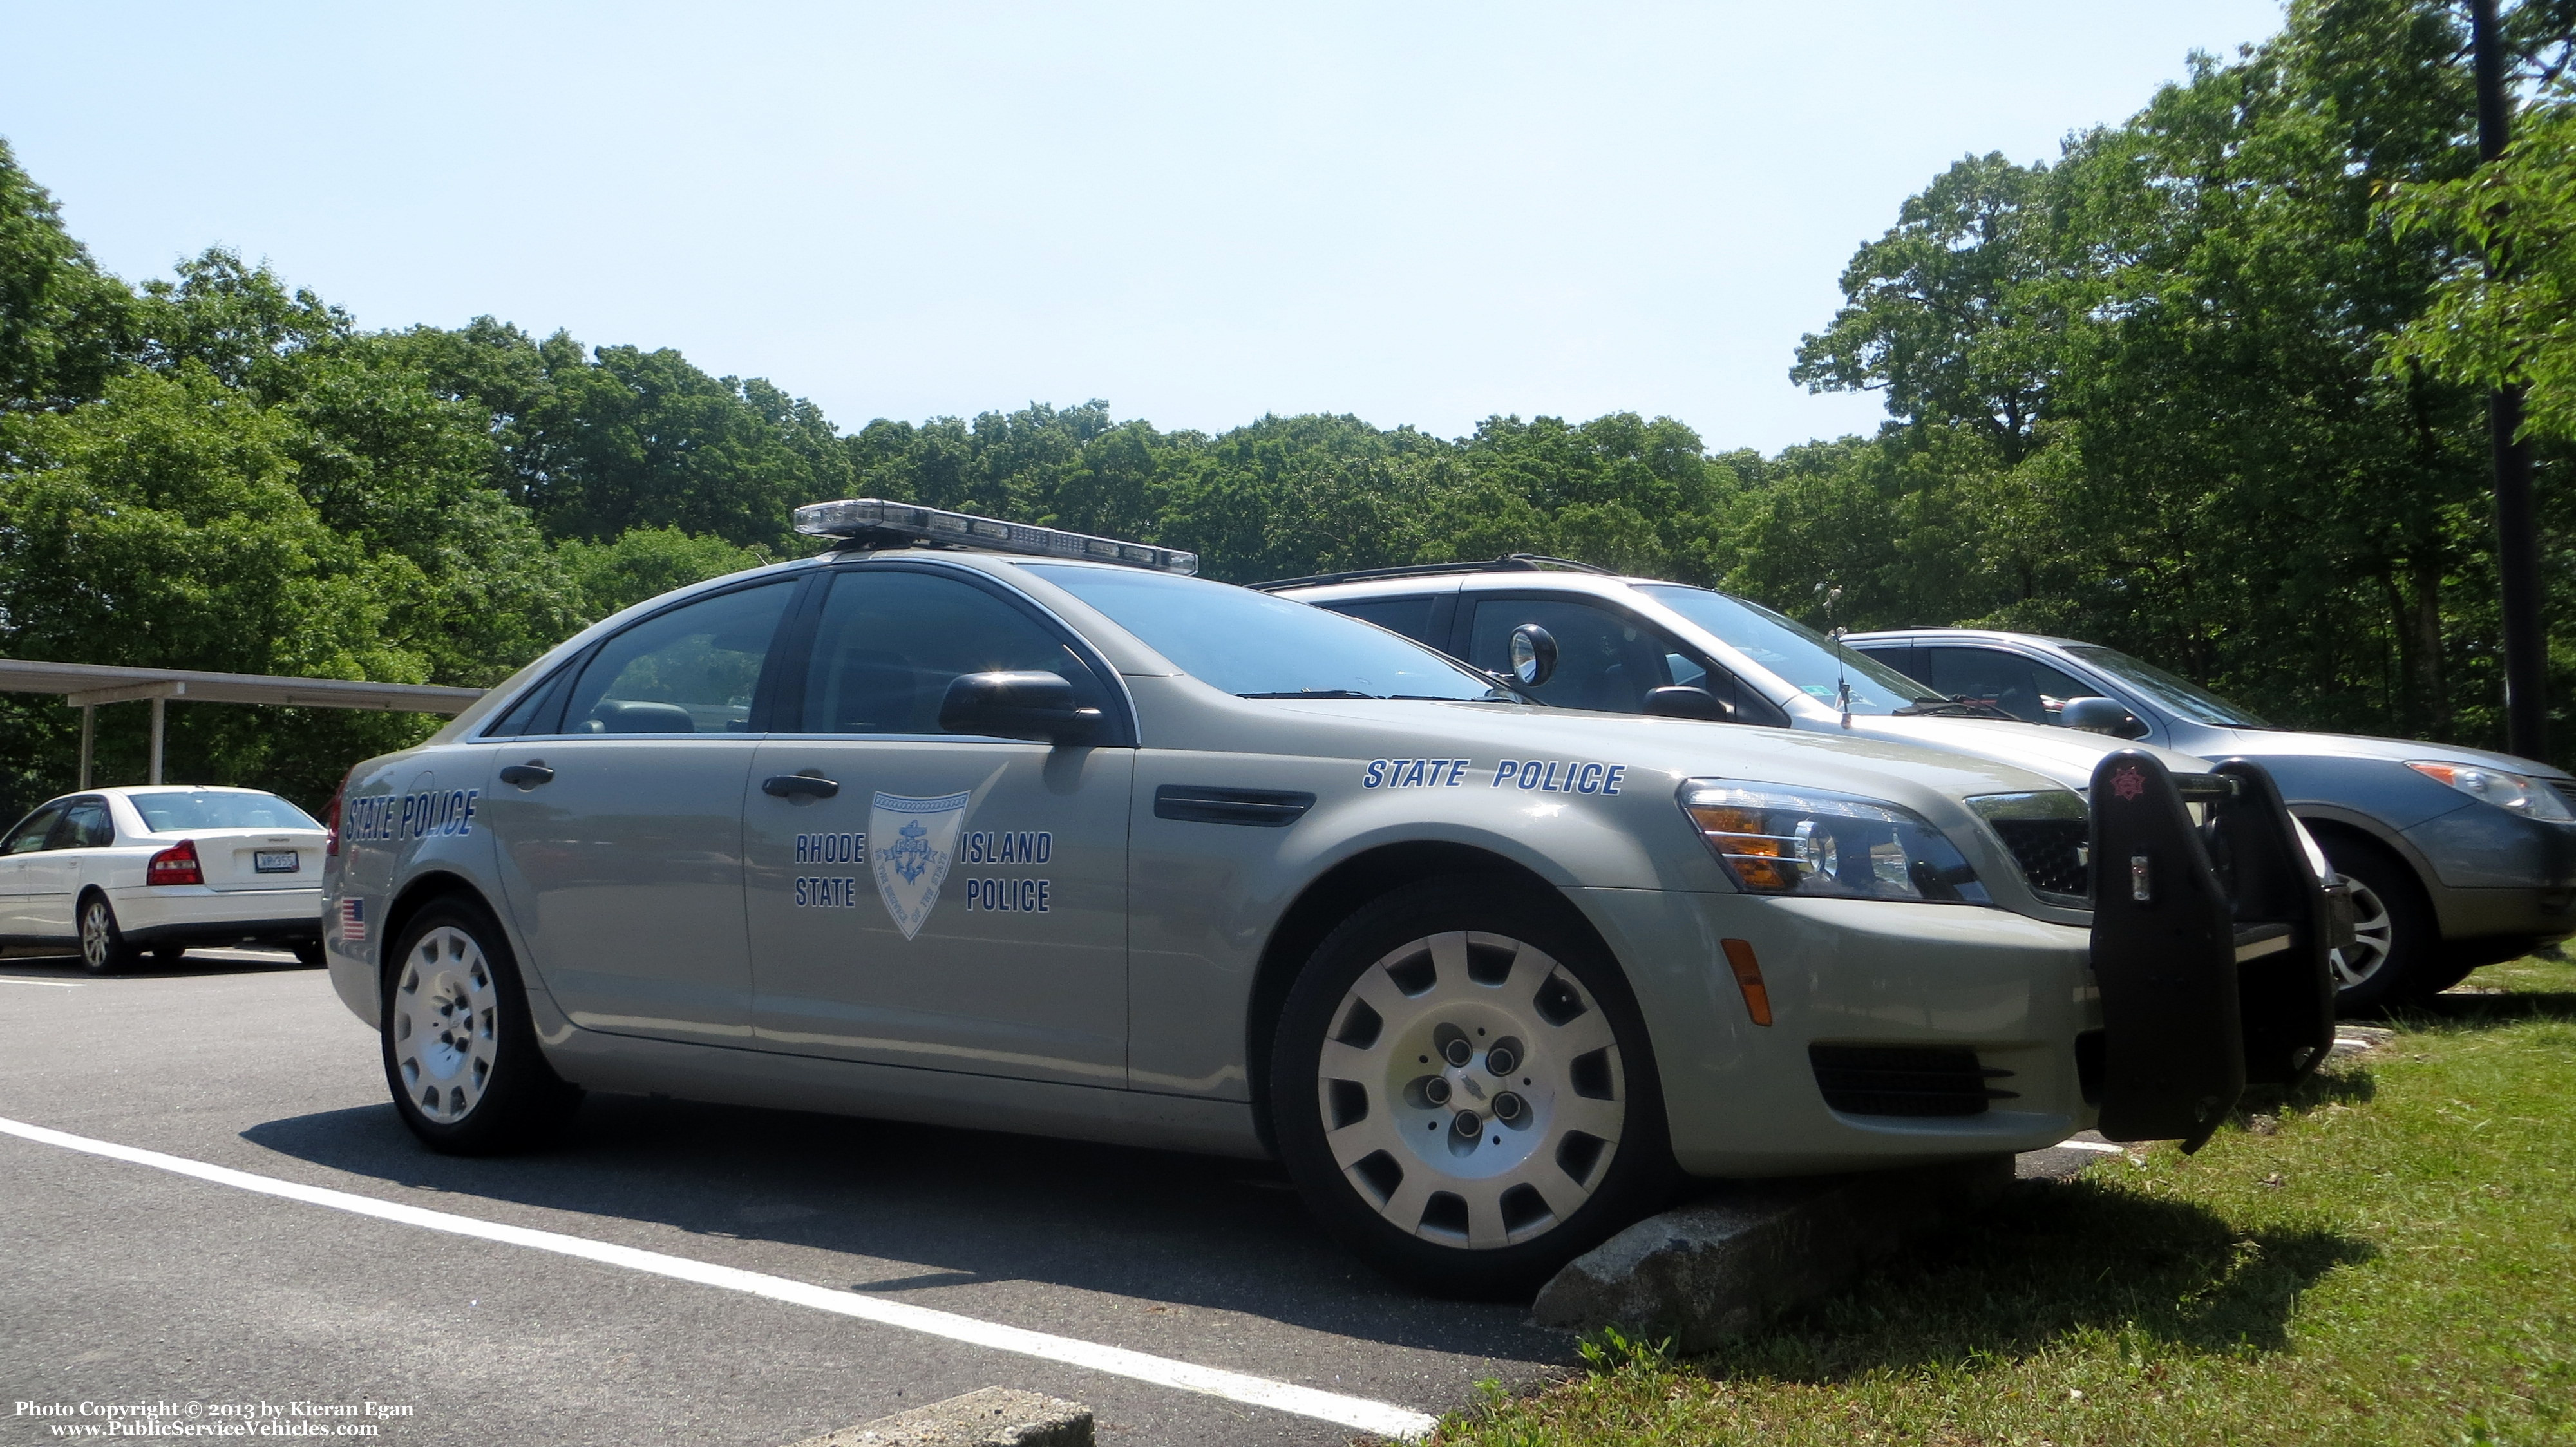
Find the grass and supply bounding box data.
[1434,953,2576,1447]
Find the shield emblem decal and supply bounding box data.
[869,791,971,940]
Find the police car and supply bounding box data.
[323,502,2331,1296]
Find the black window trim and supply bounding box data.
[773,557,1141,749]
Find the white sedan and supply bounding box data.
[0,786,327,972]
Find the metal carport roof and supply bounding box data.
[0,658,486,787]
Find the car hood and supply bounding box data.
[1839,715,2211,792]
[1159,687,2083,810]
[2197,728,2573,782]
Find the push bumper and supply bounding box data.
[2088,752,2341,1150]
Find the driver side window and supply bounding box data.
[1920,647,2099,726]
[3,805,63,855]
[1468,599,1700,714]
[793,569,1109,735]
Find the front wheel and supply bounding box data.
[2321,839,2439,1014]
[381,897,581,1153]
[1269,876,1674,1298]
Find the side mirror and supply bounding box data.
[1643,685,1733,722]
[938,671,1100,743]
[1509,624,1558,688]
[2062,696,2148,739]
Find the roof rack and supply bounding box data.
[793,498,1197,575]
[1250,554,1613,592]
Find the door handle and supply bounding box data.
[762,773,841,799]
[498,763,554,788]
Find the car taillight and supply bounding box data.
[325,775,348,857]
[147,839,204,886]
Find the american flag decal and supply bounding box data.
[337,897,365,942]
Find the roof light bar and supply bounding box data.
[793,498,1198,575]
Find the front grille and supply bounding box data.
[1809,1044,2018,1117]
[1993,818,2090,899]
[2550,780,2576,817]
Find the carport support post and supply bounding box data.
[149,696,164,785]
[79,705,94,790]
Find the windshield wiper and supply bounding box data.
[1892,696,2017,720]
[1237,689,1379,699]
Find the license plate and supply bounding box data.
[254,850,300,874]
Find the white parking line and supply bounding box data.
[0,977,84,988]
[2054,1139,2127,1155]
[0,1115,1437,1441]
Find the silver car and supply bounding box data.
[324,503,2327,1295]
[1841,628,2576,1009]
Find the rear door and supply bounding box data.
[481,577,801,1046]
[743,563,1134,1088]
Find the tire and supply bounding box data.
[2320,837,2441,1014]
[149,945,187,967]
[77,894,140,976]
[290,941,325,970]
[1268,875,1675,1298]
[380,896,581,1154]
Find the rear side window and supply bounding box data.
[1322,596,1440,646]
[794,569,1109,735]
[563,582,795,735]
[128,791,321,832]
[53,799,113,848]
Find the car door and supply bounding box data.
[0,803,66,942]
[1916,645,2108,729]
[1464,594,1761,720]
[24,797,114,940]
[480,577,800,1046]
[743,563,1134,1088]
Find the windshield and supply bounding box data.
[1024,565,1513,701]
[1636,585,1936,715]
[2064,645,2270,728]
[128,790,321,833]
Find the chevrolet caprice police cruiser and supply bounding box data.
[323,502,2333,1295]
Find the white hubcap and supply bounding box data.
[2329,880,2393,988]
[393,926,498,1123]
[1316,930,1624,1249]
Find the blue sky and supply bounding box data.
[5,1,2285,453]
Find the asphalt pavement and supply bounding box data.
[0,952,2107,1446]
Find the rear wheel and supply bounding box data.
[290,941,325,969]
[77,895,138,975]
[2321,838,2440,1013]
[381,897,580,1153]
[1269,876,1673,1298]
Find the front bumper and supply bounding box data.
[1581,753,2336,1176]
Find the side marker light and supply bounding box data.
[1720,938,1773,1026]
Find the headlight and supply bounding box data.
[1680,780,1989,903]
[2407,761,2575,822]
[1965,790,2089,903]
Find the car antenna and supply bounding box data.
[1815,582,1851,728]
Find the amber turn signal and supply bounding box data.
[1720,938,1772,1026]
